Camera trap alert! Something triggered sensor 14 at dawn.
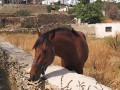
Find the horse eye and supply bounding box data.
[43,50,47,54]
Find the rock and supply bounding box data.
[0,86,3,90]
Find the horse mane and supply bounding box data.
[33,27,79,49]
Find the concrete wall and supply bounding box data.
[95,23,120,38]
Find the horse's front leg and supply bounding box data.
[61,58,65,67]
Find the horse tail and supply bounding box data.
[71,28,80,37]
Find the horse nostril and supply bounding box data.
[30,75,39,81]
[29,75,36,81]
[32,75,36,81]
[28,78,32,81]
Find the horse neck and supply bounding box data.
[54,35,78,61]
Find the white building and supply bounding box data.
[0,0,2,4]
[42,0,59,5]
[60,0,80,6]
[90,0,120,3]
[95,23,120,38]
[115,0,120,3]
[90,0,105,3]
[42,0,80,5]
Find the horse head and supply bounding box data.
[29,30,55,81]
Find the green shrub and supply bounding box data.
[68,0,103,24]
[55,5,60,11]
[54,1,60,5]
[47,5,52,13]
[47,5,60,13]
[15,10,31,16]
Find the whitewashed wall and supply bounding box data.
[95,23,120,38]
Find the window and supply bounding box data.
[105,27,112,32]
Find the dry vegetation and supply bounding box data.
[102,18,120,23]
[85,38,120,89]
[0,33,120,89]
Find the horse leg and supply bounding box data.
[61,58,65,67]
[75,65,83,74]
[77,68,83,74]
[66,65,83,74]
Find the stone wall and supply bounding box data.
[0,28,36,33]
[0,41,35,90]
[21,14,75,28]
[0,41,61,90]
[0,17,22,28]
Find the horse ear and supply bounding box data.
[49,31,55,41]
[37,29,42,37]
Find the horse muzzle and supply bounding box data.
[29,74,40,81]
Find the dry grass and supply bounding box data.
[0,33,120,89]
[0,33,62,65]
[0,33,37,55]
[102,18,120,23]
[85,38,120,89]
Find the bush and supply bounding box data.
[54,1,60,5]
[47,5,60,13]
[68,0,103,23]
[15,10,31,16]
[103,2,120,20]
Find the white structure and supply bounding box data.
[60,0,80,6]
[95,23,120,38]
[42,0,80,5]
[90,0,111,2]
[90,0,120,3]
[0,0,2,4]
[115,0,120,3]
[42,0,59,5]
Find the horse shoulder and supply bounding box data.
[77,31,86,41]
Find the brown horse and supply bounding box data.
[29,27,88,81]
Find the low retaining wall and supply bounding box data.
[21,14,75,28]
[0,41,111,90]
[0,41,35,90]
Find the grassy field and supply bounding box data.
[0,33,120,89]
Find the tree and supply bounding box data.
[103,2,120,20]
[68,0,103,23]
[81,0,90,5]
[116,2,120,9]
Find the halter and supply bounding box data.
[32,40,55,76]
